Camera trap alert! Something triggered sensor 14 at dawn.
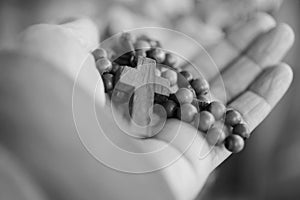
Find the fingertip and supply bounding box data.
[226,12,276,51]
[277,62,294,89]
[250,63,293,107]
[267,23,295,50]
[272,63,294,93]
[276,23,295,49]
[246,23,295,67]
[250,12,276,31]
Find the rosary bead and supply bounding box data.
[207,101,226,120]
[110,63,120,75]
[175,88,194,104]
[150,40,161,48]
[102,73,114,92]
[134,40,151,57]
[191,78,209,95]
[180,71,193,82]
[136,35,160,48]
[134,40,151,51]
[188,87,197,98]
[225,110,242,126]
[120,32,135,53]
[177,103,197,123]
[191,98,200,111]
[163,100,178,118]
[163,53,178,68]
[146,48,166,63]
[161,69,177,86]
[92,48,107,60]
[96,58,112,74]
[177,73,190,88]
[224,134,245,153]
[206,127,226,146]
[232,123,250,139]
[195,111,215,132]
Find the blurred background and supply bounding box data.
[0,0,299,199]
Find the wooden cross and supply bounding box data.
[113,56,170,138]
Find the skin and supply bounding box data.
[0,15,294,200]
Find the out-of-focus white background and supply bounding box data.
[0,0,299,199]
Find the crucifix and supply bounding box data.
[113,56,170,138]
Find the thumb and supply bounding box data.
[18,18,105,106]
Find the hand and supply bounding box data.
[143,12,294,199]
[0,14,293,200]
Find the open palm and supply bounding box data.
[0,14,293,200]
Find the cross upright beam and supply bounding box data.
[113,56,170,138]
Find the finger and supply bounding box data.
[210,63,293,167]
[18,18,99,68]
[156,63,293,173]
[59,18,100,52]
[210,24,295,103]
[180,13,276,80]
[229,63,293,132]
[226,12,276,51]
[157,15,275,174]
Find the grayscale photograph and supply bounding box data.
[0,0,299,199]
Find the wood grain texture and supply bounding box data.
[114,56,170,137]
